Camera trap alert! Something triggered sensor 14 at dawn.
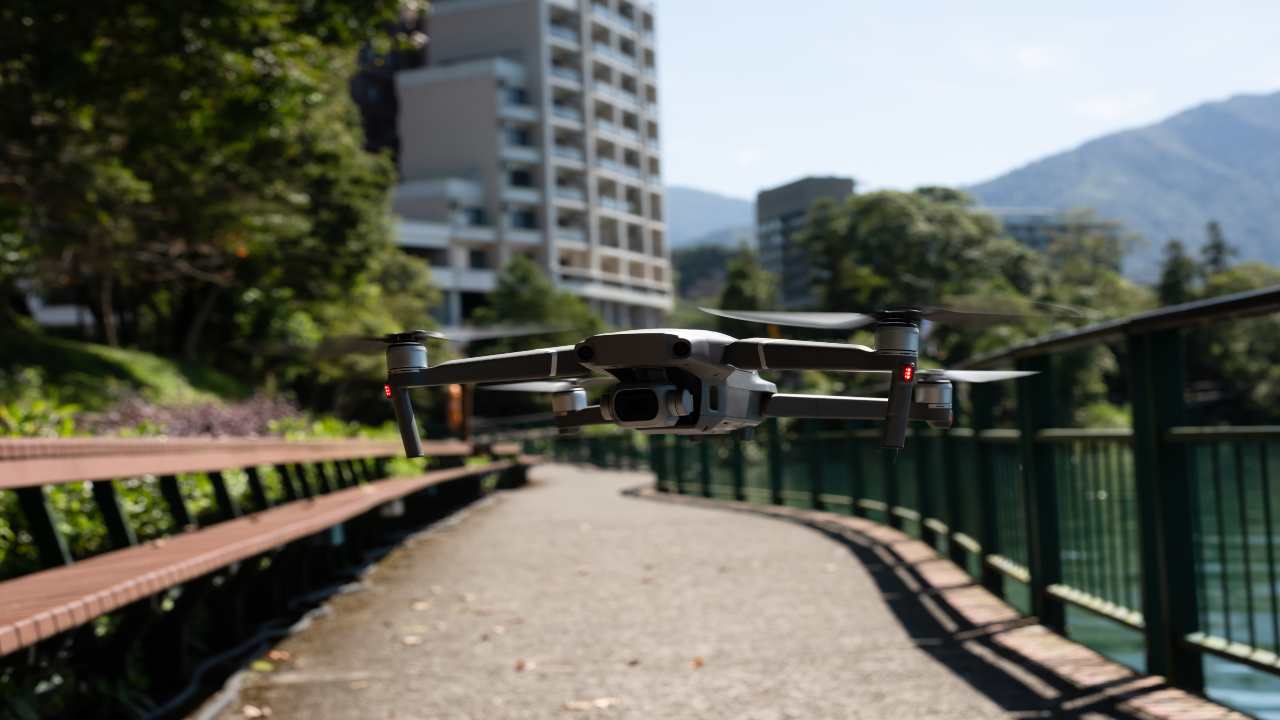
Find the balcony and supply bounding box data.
[555,186,587,202]
[548,24,581,46]
[592,42,637,67]
[597,158,644,179]
[552,144,586,163]
[555,227,588,244]
[599,196,641,215]
[591,81,639,108]
[549,65,583,86]
[552,104,584,124]
[498,95,539,123]
[499,137,541,163]
[504,226,543,245]
[502,183,542,204]
[591,4,637,32]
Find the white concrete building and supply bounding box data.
[393,0,671,328]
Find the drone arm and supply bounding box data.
[389,386,425,457]
[388,346,590,389]
[722,339,901,372]
[763,394,889,420]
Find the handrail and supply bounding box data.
[963,284,1280,368]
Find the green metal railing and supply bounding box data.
[550,285,1280,716]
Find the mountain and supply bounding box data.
[665,185,754,248]
[969,91,1280,276]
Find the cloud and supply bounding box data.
[734,146,761,168]
[1074,91,1159,122]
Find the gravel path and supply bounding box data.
[210,464,1024,720]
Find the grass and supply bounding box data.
[0,321,247,409]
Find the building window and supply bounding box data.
[510,209,538,229]
[506,87,530,105]
[508,168,535,187]
[468,249,490,269]
[462,207,487,226]
[505,127,533,147]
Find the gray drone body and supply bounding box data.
[379,315,1029,458]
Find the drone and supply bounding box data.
[380,304,1039,458]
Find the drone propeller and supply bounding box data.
[479,377,616,393]
[918,369,1037,384]
[317,324,569,358]
[702,297,1084,331]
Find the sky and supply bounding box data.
[654,0,1280,199]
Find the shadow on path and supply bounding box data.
[629,487,1184,720]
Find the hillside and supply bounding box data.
[665,185,754,248]
[970,91,1280,276]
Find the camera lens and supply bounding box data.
[612,388,660,422]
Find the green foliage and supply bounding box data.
[470,255,604,352]
[714,246,777,338]
[1,0,434,416]
[672,244,736,299]
[1157,240,1200,305]
[0,369,79,437]
[1201,220,1237,275]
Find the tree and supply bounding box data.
[714,247,777,338]
[469,255,603,353]
[1157,239,1200,306]
[0,0,411,365]
[1201,220,1237,276]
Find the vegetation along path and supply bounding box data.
[210,464,1184,719]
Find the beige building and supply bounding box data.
[394,0,671,328]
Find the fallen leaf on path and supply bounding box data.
[250,660,274,673]
[350,680,370,690]
[562,697,621,711]
[411,600,432,612]
[266,650,291,662]
[241,705,272,718]
[402,624,428,634]
[690,656,705,669]
[515,658,535,672]
[493,625,506,635]
[626,658,640,667]
[401,635,424,646]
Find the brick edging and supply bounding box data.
[627,487,1248,720]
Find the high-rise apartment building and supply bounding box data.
[392,0,671,328]
[756,176,855,308]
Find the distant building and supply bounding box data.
[756,176,855,308]
[350,6,428,159]
[987,207,1122,255]
[391,0,671,328]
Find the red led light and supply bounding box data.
[902,365,915,382]
[383,383,393,398]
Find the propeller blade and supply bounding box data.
[700,308,877,330]
[930,369,1038,383]
[921,307,1031,328]
[480,381,579,393]
[440,324,570,344]
[479,377,615,393]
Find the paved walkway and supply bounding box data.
[209,464,1133,719]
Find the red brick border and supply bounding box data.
[633,488,1248,720]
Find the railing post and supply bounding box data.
[848,425,865,518]
[1015,355,1065,632]
[732,435,745,501]
[246,466,271,509]
[159,474,194,530]
[917,436,936,547]
[673,438,686,494]
[699,440,712,497]
[768,418,784,505]
[208,470,241,521]
[971,384,1003,596]
[91,479,137,550]
[807,421,823,509]
[650,435,666,491]
[1129,329,1204,691]
[16,486,72,567]
[275,464,299,501]
[884,451,901,530]
[943,429,967,568]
